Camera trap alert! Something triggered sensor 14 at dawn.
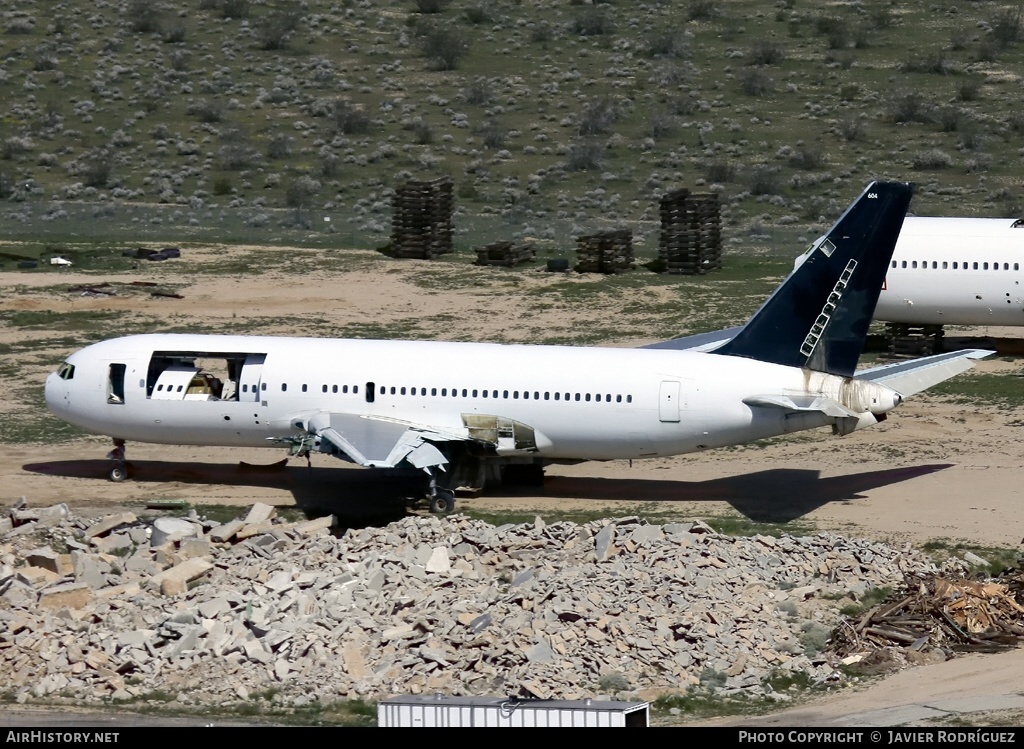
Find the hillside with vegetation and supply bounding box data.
[0,0,1022,252]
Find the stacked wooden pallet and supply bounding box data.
[473,241,536,267]
[574,229,634,274]
[883,323,944,358]
[390,177,454,259]
[658,189,723,274]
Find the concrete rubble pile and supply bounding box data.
[0,499,943,709]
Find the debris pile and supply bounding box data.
[389,177,454,259]
[66,281,182,300]
[574,229,634,274]
[9,499,1015,712]
[832,570,1024,661]
[658,189,723,275]
[122,247,182,262]
[473,241,536,267]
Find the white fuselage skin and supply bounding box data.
[802,216,1024,327]
[44,334,900,462]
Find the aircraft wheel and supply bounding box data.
[109,462,128,482]
[429,489,455,514]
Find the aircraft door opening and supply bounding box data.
[107,363,126,404]
[659,380,681,423]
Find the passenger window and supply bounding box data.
[482,390,488,398]
[262,382,267,391]
[472,389,478,397]
[942,262,947,269]
[492,390,498,398]
[441,388,447,396]
[282,383,287,392]
[322,385,328,393]
[891,261,896,268]
[503,390,508,399]
[616,395,622,403]
[627,395,632,403]
[586,393,592,402]
[333,385,338,393]
[390,386,396,394]
[544,392,550,400]
[513,391,519,399]
[302,384,308,393]
[554,393,560,401]
[901,261,907,268]
[431,388,437,396]
[534,391,540,399]
[973,262,979,269]
[984,262,989,270]
[574,393,581,401]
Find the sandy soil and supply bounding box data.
[3,245,1024,726]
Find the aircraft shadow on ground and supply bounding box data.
[21,458,420,524]
[531,463,955,523]
[23,459,954,526]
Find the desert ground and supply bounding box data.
[2,244,1024,726]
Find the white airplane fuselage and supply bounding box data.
[44,333,898,462]
[858,216,1024,327]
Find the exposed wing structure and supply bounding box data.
[854,349,992,397]
[302,412,462,469]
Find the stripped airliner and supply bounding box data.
[44,181,989,513]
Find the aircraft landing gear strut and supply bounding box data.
[106,438,129,482]
[425,469,455,514]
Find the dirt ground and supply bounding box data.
[3,246,1024,726]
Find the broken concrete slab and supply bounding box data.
[83,512,137,540]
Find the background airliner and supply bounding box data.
[799,216,1024,328]
[45,182,988,513]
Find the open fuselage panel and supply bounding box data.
[143,350,267,403]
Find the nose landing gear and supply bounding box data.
[105,438,129,482]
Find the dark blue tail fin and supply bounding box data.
[715,181,912,377]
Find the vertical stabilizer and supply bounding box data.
[715,181,912,377]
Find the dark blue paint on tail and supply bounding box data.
[715,181,913,378]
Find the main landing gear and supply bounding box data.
[429,487,456,514]
[425,469,456,514]
[106,438,129,482]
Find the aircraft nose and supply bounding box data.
[45,371,65,414]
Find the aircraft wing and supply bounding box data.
[302,412,467,470]
[640,326,741,351]
[854,349,992,396]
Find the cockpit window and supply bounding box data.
[57,362,75,380]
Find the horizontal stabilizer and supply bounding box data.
[854,349,992,397]
[640,326,740,351]
[743,394,859,418]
